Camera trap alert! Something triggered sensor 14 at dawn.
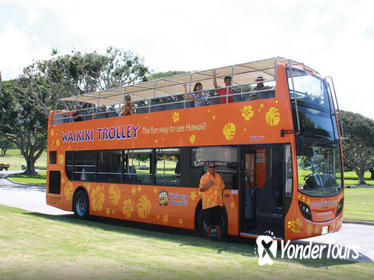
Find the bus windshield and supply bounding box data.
[287,68,338,141]
[287,68,331,112]
[297,144,342,197]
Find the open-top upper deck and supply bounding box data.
[52,57,319,124]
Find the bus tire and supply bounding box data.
[197,207,228,240]
[219,207,228,241]
[74,190,89,218]
[197,208,208,238]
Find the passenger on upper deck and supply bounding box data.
[252,76,271,91]
[183,82,209,107]
[212,71,233,104]
[72,105,83,122]
[122,95,135,116]
[95,106,107,119]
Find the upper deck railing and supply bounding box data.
[52,57,318,125]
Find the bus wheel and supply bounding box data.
[219,207,228,241]
[197,209,208,238]
[74,190,89,218]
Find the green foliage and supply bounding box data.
[0,79,47,174]
[340,110,374,184]
[0,136,13,155]
[148,70,188,80]
[0,47,149,174]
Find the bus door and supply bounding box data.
[241,149,256,230]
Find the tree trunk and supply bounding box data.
[23,156,38,175]
[369,168,374,179]
[356,169,367,185]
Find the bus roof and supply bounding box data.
[59,57,318,106]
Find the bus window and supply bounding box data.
[126,149,153,185]
[156,148,181,186]
[97,150,122,183]
[191,146,238,189]
[66,151,96,181]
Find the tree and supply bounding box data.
[340,110,374,185]
[148,71,188,80]
[369,167,374,179]
[0,79,48,174]
[0,136,12,156]
[0,48,149,175]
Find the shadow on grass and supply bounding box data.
[22,211,370,268]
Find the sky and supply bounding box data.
[1,0,374,119]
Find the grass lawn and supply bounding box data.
[0,149,47,170]
[344,188,374,221]
[7,171,47,185]
[344,171,374,186]
[0,204,373,280]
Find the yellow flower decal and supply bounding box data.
[131,186,137,195]
[178,218,183,224]
[172,112,180,123]
[162,214,169,224]
[190,191,197,201]
[230,201,235,209]
[241,105,254,121]
[189,134,196,144]
[64,182,73,201]
[56,139,60,147]
[105,208,115,216]
[266,107,280,126]
[307,224,313,235]
[91,185,105,212]
[122,199,134,218]
[288,218,303,233]
[212,115,216,120]
[137,195,151,219]
[58,154,64,165]
[109,184,121,206]
[315,226,320,234]
[223,122,236,140]
[51,129,55,137]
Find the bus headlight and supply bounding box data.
[336,199,343,217]
[298,201,313,221]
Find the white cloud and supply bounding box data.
[1,0,374,119]
[0,21,50,79]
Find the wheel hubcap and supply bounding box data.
[76,196,87,216]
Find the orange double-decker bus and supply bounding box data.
[46,57,344,240]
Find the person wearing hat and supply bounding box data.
[253,76,270,91]
[212,71,234,104]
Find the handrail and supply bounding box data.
[326,76,344,138]
[287,62,301,134]
[52,80,276,124]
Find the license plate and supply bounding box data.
[322,226,328,235]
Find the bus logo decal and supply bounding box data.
[159,191,169,206]
[62,129,94,143]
